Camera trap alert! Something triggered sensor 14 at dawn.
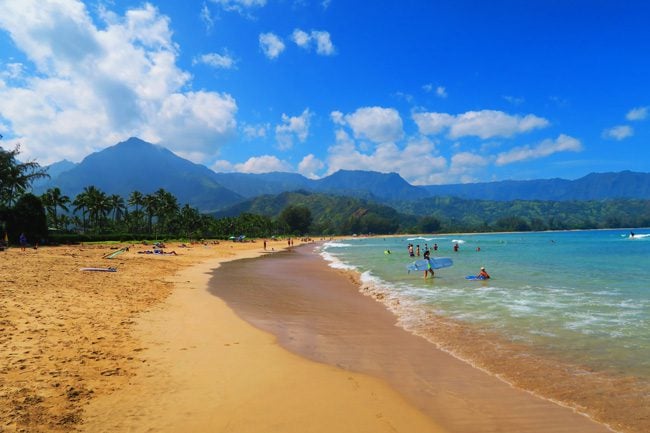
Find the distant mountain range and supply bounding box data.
[34,137,650,211]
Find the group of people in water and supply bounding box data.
[399,241,490,280]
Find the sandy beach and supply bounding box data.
[0,239,618,432]
[1,239,442,433]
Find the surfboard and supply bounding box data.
[465,275,487,280]
[80,267,117,272]
[406,257,453,272]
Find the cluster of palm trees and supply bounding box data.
[41,186,207,238]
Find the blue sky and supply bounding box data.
[0,0,648,185]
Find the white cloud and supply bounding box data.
[259,32,285,59]
[412,112,455,135]
[291,29,311,48]
[200,3,214,33]
[213,154,292,173]
[413,109,549,139]
[495,134,582,166]
[503,95,525,106]
[626,106,648,121]
[298,154,324,179]
[194,52,236,69]
[2,63,24,80]
[242,123,268,139]
[445,151,490,183]
[236,155,292,173]
[209,0,267,14]
[326,130,446,184]
[275,108,312,150]
[330,110,345,126]
[0,1,237,164]
[291,29,336,56]
[311,30,335,55]
[422,83,447,98]
[602,125,633,141]
[341,106,404,143]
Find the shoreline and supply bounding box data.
[1,235,640,432]
[81,241,444,432]
[210,244,613,433]
[325,234,650,433]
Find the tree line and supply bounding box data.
[1,144,313,245]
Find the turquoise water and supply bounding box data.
[321,230,650,379]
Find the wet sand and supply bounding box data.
[211,244,614,433]
[80,242,445,433]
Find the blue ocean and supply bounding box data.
[321,229,650,426]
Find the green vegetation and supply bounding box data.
[2,144,649,245]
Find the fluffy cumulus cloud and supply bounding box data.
[291,29,336,55]
[626,106,648,121]
[214,155,292,173]
[413,109,549,139]
[338,106,404,143]
[298,154,324,179]
[326,130,446,184]
[495,134,582,166]
[259,32,285,59]
[275,108,312,150]
[448,152,490,183]
[602,125,633,141]
[0,0,237,164]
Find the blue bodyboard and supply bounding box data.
[406,257,453,272]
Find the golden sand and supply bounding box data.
[0,240,443,433]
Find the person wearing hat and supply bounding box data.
[477,267,490,279]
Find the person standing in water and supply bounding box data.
[423,250,434,279]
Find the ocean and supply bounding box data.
[321,229,650,431]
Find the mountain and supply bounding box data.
[422,171,650,201]
[34,137,650,212]
[214,190,416,234]
[32,159,78,191]
[41,137,243,211]
[212,172,312,198]
[312,170,430,201]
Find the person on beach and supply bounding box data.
[423,250,434,279]
[416,245,420,256]
[19,232,27,251]
[476,267,490,279]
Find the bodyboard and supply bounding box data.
[406,257,453,272]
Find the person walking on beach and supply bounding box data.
[19,232,27,251]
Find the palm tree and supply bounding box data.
[0,144,48,206]
[108,194,126,223]
[143,193,158,235]
[74,186,109,232]
[73,190,90,232]
[179,204,201,239]
[128,190,145,233]
[154,188,178,234]
[41,187,70,229]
